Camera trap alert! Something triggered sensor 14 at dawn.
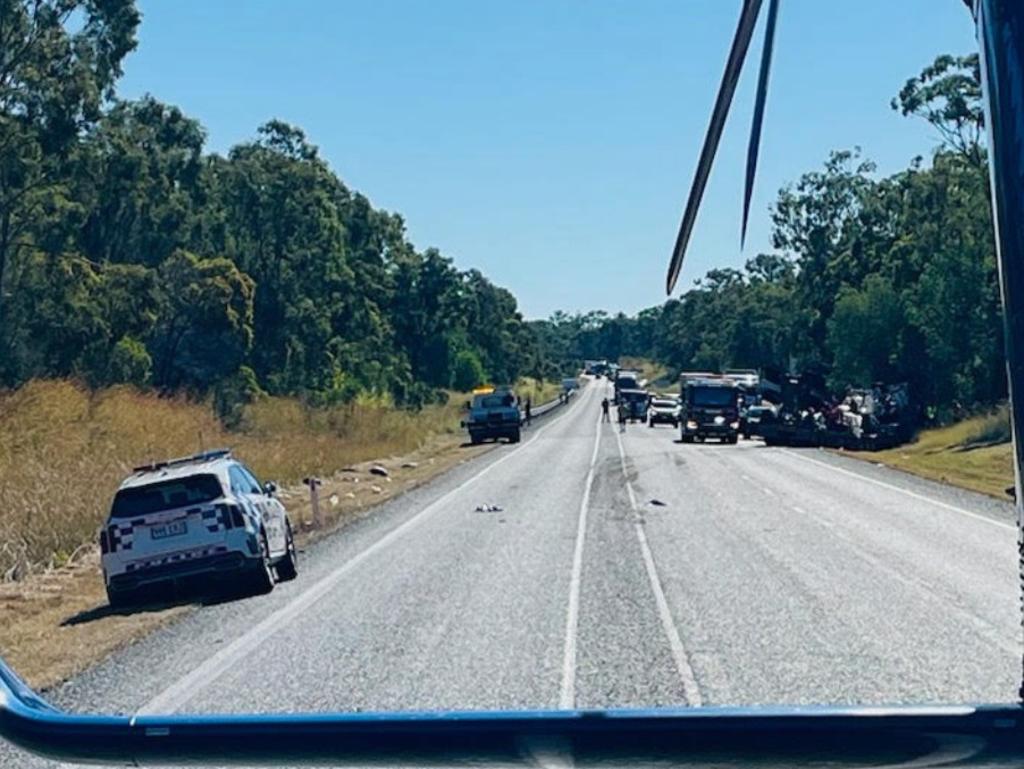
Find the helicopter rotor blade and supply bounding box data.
[666,0,765,294]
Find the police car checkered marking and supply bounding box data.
[124,545,229,573]
[109,524,134,551]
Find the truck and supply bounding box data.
[613,369,641,404]
[679,378,740,444]
[463,387,521,445]
[618,388,650,423]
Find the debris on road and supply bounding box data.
[475,504,504,513]
[401,461,419,469]
[369,465,390,477]
[341,466,358,473]
[649,499,667,507]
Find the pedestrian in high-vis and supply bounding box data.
[601,397,610,422]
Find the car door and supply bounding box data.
[239,464,287,555]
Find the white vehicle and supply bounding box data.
[100,449,297,607]
[648,396,682,427]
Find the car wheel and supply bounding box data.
[681,435,695,444]
[470,435,482,445]
[510,430,521,444]
[275,520,299,582]
[106,585,144,609]
[246,530,275,595]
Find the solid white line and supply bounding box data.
[614,431,703,707]
[558,410,603,710]
[138,387,592,717]
[779,449,1014,532]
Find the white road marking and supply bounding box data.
[615,431,703,707]
[138,386,593,717]
[558,410,603,709]
[780,449,1014,532]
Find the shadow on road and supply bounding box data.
[61,585,249,627]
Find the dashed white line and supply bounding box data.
[558,410,603,709]
[780,449,1014,532]
[614,430,703,707]
[138,386,592,717]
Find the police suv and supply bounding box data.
[100,449,298,607]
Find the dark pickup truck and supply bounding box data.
[463,388,522,444]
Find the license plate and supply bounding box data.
[150,521,187,540]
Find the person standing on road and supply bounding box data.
[601,397,610,422]
[617,401,628,432]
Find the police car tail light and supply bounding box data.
[217,502,245,529]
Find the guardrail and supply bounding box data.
[527,381,584,422]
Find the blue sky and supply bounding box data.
[118,1,977,320]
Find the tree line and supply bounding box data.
[533,53,1003,421]
[1,1,542,418]
[1,1,1002,424]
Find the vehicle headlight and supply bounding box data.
[686,420,698,430]
[730,421,740,429]
[714,415,725,425]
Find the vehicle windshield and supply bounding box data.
[110,474,224,518]
[473,393,514,409]
[4,3,1024,768]
[689,387,737,408]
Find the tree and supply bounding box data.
[892,53,984,164]
[148,250,255,391]
[452,350,485,392]
[826,275,906,390]
[0,0,139,330]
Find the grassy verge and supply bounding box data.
[859,407,1014,500]
[0,377,564,689]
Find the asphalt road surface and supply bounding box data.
[3,380,1021,767]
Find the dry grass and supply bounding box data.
[0,380,467,578]
[0,376,565,689]
[865,411,1014,500]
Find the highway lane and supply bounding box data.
[2,378,1021,767]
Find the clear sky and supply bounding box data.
[117,1,978,320]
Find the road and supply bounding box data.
[3,380,1021,767]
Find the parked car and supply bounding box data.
[741,404,777,439]
[648,397,681,427]
[100,449,297,607]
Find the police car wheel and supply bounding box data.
[246,530,276,595]
[106,585,144,609]
[276,521,298,582]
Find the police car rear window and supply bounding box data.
[110,474,224,518]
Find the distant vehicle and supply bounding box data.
[584,359,609,376]
[724,368,760,392]
[562,377,579,393]
[680,379,740,444]
[648,396,681,427]
[741,404,776,439]
[618,388,650,423]
[614,369,641,404]
[100,449,297,607]
[463,387,521,445]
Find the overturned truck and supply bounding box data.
[759,373,917,451]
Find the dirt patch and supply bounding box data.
[0,434,495,691]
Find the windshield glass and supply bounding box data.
[473,394,514,409]
[111,474,224,518]
[689,387,736,408]
[2,1,1022,755]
